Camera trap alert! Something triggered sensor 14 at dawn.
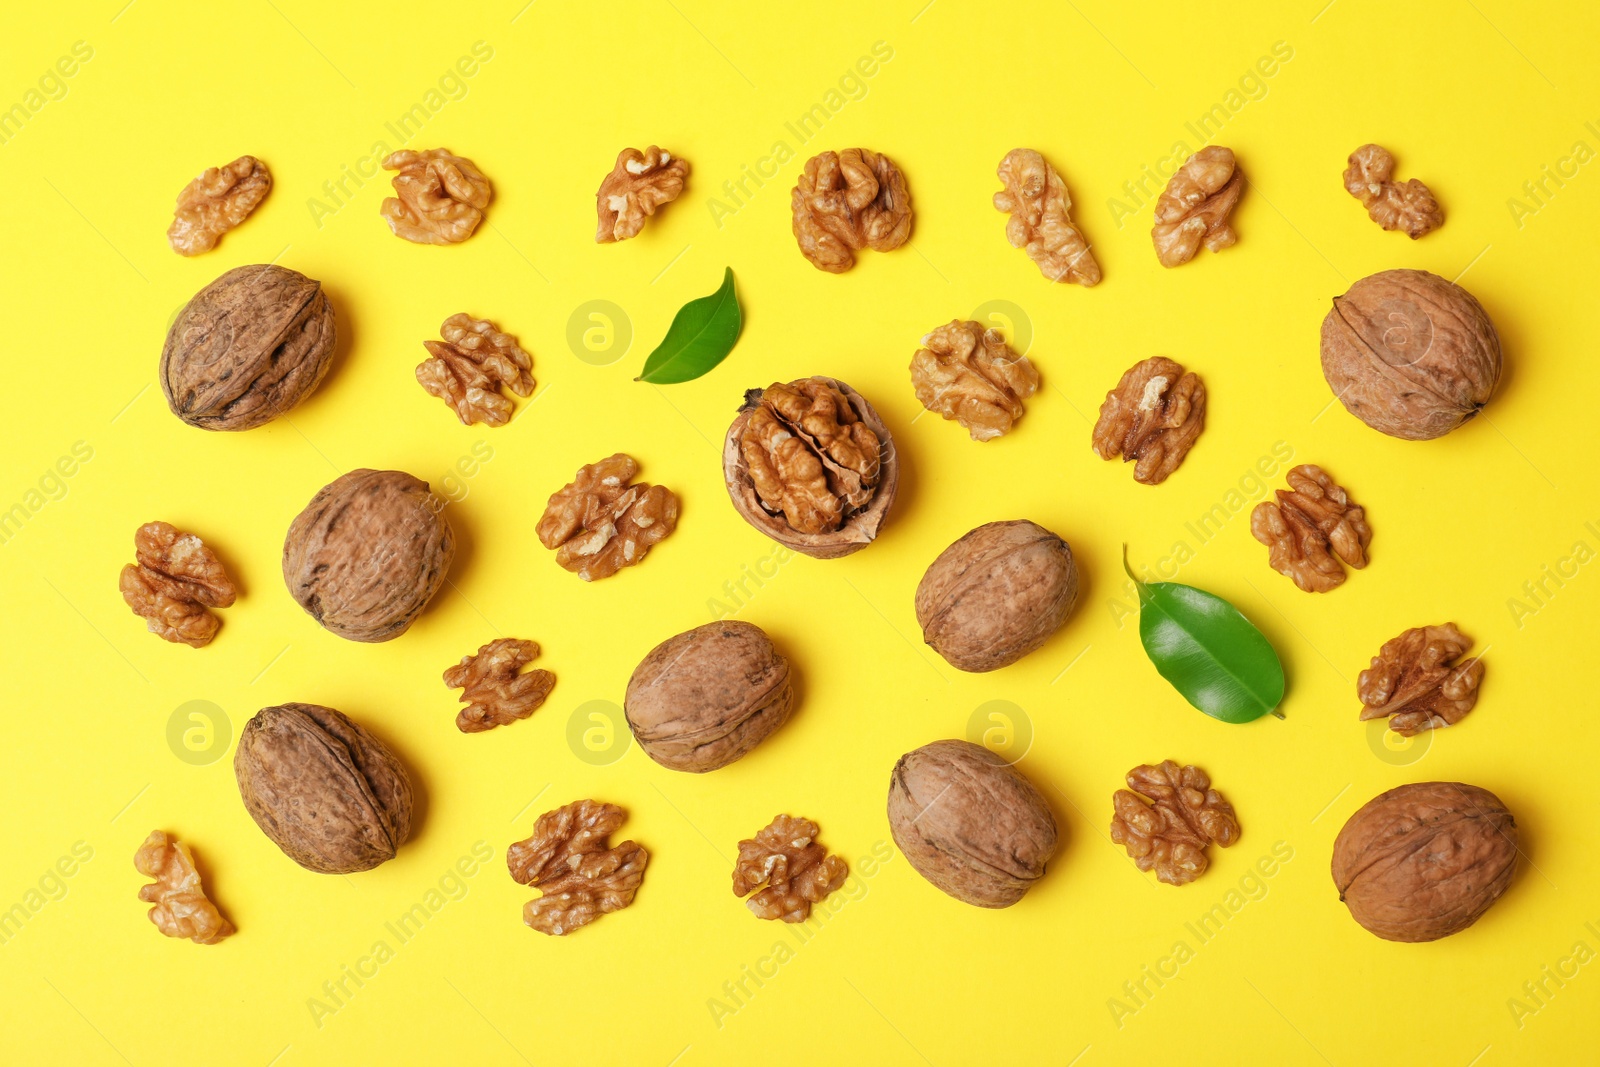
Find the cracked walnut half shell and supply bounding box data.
[1358,624,1483,736]
[911,320,1040,441]
[380,148,492,244]
[791,148,913,272]
[596,146,688,242]
[1151,146,1243,268]
[119,521,237,648]
[723,377,897,559]
[417,314,534,427]
[1110,761,1239,886]
[508,799,648,936]
[536,453,678,581]
[992,148,1100,286]
[1251,464,1370,593]
[1091,357,1206,484]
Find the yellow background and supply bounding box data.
[2,0,1597,1063]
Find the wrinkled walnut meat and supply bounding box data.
[741,379,880,533]
[1358,624,1483,736]
[1110,761,1239,886]
[417,314,534,426]
[1152,146,1244,268]
[1251,464,1371,593]
[135,831,233,944]
[732,814,848,922]
[992,148,1100,286]
[791,148,913,272]
[507,800,648,936]
[596,146,688,242]
[444,638,556,734]
[119,521,237,648]
[1343,144,1442,239]
[911,320,1040,441]
[167,155,272,256]
[1091,356,1206,484]
[536,454,678,581]
[380,148,492,244]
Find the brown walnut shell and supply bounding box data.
[887,739,1058,907]
[234,703,415,874]
[1320,269,1502,441]
[161,264,336,431]
[722,376,898,559]
[1331,781,1518,942]
[624,621,793,773]
[915,519,1079,672]
[282,469,454,643]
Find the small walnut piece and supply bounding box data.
[417,314,535,427]
[167,156,272,256]
[992,149,1100,286]
[119,521,237,648]
[1091,357,1206,484]
[134,830,233,944]
[380,148,492,245]
[1343,144,1442,239]
[1151,146,1244,268]
[445,638,556,734]
[536,454,678,581]
[732,814,849,922]
[507,800,648,936]
[1110,761,1239,886]
[911,320,1040,441]
[1358,624,1483,736]
[791,148,913,272]
[1251,464,1371,593]
[596,146,688,242]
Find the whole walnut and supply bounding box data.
[1331,781,1518,942]
[887,739,1058,907]
[915,520,1079,672]
[1321,269,1502,441]
[282,470,454,642]
[162,264,336,431]
[234,703,415,874]
[624,621,793,773]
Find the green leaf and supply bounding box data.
[1124,546,1286,724]
[636,267,743,384]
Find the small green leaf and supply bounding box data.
[1124,546,1286,724]
[636,267,743,384]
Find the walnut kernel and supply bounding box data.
[1343,144,1442,239]
[535,454,678,581]
[732,814,848,922]
[507,800,648,936]
[1110,761,1239,886]
[910,320,1040,441]
[1251,464,1370,593]
[134,830,234,944]
[992,148,1100,286]
[167,155,272,256]
[1358,623,1483,736]
[119,521,237,648]
[596,146,688,242]
[1091,356,1206,484]
[1151,146,1243,268]
[417,314,535,427]
[791,149,913,272]
[445,638,556,734]
[380,148,492,244]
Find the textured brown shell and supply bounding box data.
[722,376,899,559]
[1331,781,1518,942]
[282,469,454,643]
[624,621,793,772]
[1320,269,1502,441]
[161,264,336,431]
[887,739,1058,907]
[915,519,1079,672]
[234,703,415,874]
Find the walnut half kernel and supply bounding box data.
[167,155,272,256]
[911,320,1040,441]
[1152,146,1243,268]
[119,521,237,648]
[445,638,556,734]
[535,453,679,581]
[417,313,535,427]
[732,814,848,922]
[1358,623,1483,736]
[993,148,1100,286]
[507,799,649,936]
[1091,356,1206,484]
[1343,144,1442,239]
[134,830,234,944]
[596,146,688,242]
[1110,760,1239,886]
[791,148,913,272]
[1251,464,1370,593]
[380,148,492,245]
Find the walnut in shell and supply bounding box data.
[791,148,913,272]
[282,470,455,642]
[992,148,1100,286]
[1332,781,1518,942]
[1320,269,1502,441]
[624,621,793,773]
[445,638,556,734]
[723,376,898,559]
[1151,146,1243,268]
[596,146,688,242]
[1109,761,1239,886]
[1343,144,1442,239]
[887,739,1058,907]
[732,814,848,922]
[1251,464,1370,593]
[1091,356,1206,484]
[134,830,233,944]
[508,799,648,936]
[380,148,492,245]
[234,703,415,874]
[910,320,1040,441]
[161,264,336,431]
[536,453,678,581]
[167,155,272,256]
[1358,624,1483,736]
[915,520,1079,673]
[417,314,534,427]
[119,521,237,648]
